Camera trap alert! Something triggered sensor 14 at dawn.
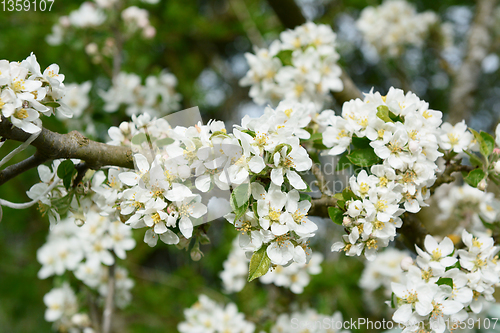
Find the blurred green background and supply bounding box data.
[1,0,499,332]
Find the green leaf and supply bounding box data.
[230,183,251,220]
[351,136,371,149]
[445,261,461,271]
[276,50,293,66]
[480,131,495,157]
[464,169,486,188]
[44,101,61,108]
[347,148,381,167]
[306,133,323,142]
[210,131,229,139]
[337,200,345,210]
[273,143,293,156]
[57,160,76,190]
[436,277,453,289]
[389,111,404,123]
[376,105,393,123]
[155,138,175,147]
[299,193,312,202]
[390,292,396,309]
[252,202,259,219]
[335,154,352,171]
[242,129,256,137]
[333,193,344,201]
[328,207,344,225]
[464,151,483,167]
[131,133,148,145]
[313,142,328,150]
[248,246,271,282]
[342,188,356,202]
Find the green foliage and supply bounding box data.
[230,183,251,221]
[436,277,453,289]
[347,148,381,167]
[464,168,486,187]
[57,160,77,190]
[328,207,344,225]
[248,245,271,282]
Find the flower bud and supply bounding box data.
[400,256,413,271]
[342,216,352,226]
[477,178,487,191]
[190,243,203,261]
[59,16,70,28]
[494,161,500,174]
[119,121,130,134]
[85,43,98,56]
[143,26,156,39]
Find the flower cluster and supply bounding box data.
[121,6,156,38]
[271,308,349,333]
[356,0,444,57]
[0,53,72,133]
[99,71,181,117]
[240,22,343,110]
[100,100,317,272]
[220,239,323,294]
[435,184,500,236]
[178,295,255,333]
[43,283,95,333]
[47,0,156,47]
[391,232,500,332]
[37,213,135,310]
[326,87,443,259]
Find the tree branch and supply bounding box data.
[0,118,134,186]
[309,195,337,218]
[0,152,48,186]
[448,0,498,124]
[266,0,363,104]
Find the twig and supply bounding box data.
[0,152,48,186]
[0,117,134,186]
[430,162,474,194]
[0,131,40,168]
[311,163,329,195]
[102,262,116,333]
[448,0,498,124]
[87,289,102,333]
[230,0,266,48]
[73,162,90,188]
[309,196,337,218]
[398,212,429,252]
[111,1,124,80]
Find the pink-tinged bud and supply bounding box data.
[478,178,487,191]
[167,206,172,214]
[400,256,413,271]
[342,216,352,226]
[59,16,70,28]
[143,26,156,39]
[494,148,500,154]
